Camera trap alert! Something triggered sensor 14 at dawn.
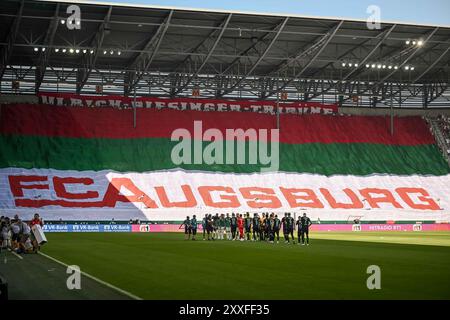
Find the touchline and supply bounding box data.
[170,121,280,172]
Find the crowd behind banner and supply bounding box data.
[0,213,46,254]
[181,212,312,245]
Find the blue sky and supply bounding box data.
[88,0,450,26]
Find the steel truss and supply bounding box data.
[0,0,449,108]
[2,64,449,108]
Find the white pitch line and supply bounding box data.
[11,250,24,260]
[38,251,142,300]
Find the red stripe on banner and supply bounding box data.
[0,103,435,145]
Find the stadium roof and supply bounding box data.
[1,0,450,107]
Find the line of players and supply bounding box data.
[181,212,312,245]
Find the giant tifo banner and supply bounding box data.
[37,92,338,115]
[0,100,449,221]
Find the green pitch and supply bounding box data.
[28,231,450,300]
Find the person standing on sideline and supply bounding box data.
[282,213,289,243]
[0,217,11,250]
[206,214,214,241]
[264,213,270,242]
[202,214,208,240]
[296,215,302,244]
[225,213,231,240]
[230,213,238,240]
[30,213,43,227]
[300,213,312,245]
[181,216,191,240]
[218,214,226,240]
[287,212,295,244]
[190,215,198,240]
[213,213,220,239]
[244,213,252,241]
[274,214,281,243]
[252,213,260,241]
[260,213,266,241]
[267,213,275,243]
[29,213,44,252]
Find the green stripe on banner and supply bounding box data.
[1,135,448,176]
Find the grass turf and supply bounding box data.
[40,232,450,300]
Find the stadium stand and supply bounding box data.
[1,102,448,175]
[426,115,450,166]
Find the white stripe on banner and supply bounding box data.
[1,167,449,221]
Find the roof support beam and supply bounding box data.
[263,20,344,99]
[171,13,232,96]
[0,0,24,81]
[339,28,441,104]
[343,24,396,81]
[35,3,60,93]
[305,25,396,101]
[76,6,113,94]
[217,17,289,98]
[307,37,375,79]
[378,27,439,84]
[413,45,450,83]
[423,80,448,105]
[125,10,174,95]
[217,19,290,80]
[358,28,442,105]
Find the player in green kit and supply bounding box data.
[299,212,312,245]
[287,212,295,244]
[218,214,226,240]
[230,213,238,240]
[244,213,252,241]
[190,215,198,240]
[267,213,275,243]
[264,213,270,241]
[180,216,191,240]
[252,213,260,241]
[206,214,214,241]
[212,213,219,239]
[282,213,289,243]
[202,214,208,240]
[259,214,265,241]
[274,214,281,243]
[225,213,231,240]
